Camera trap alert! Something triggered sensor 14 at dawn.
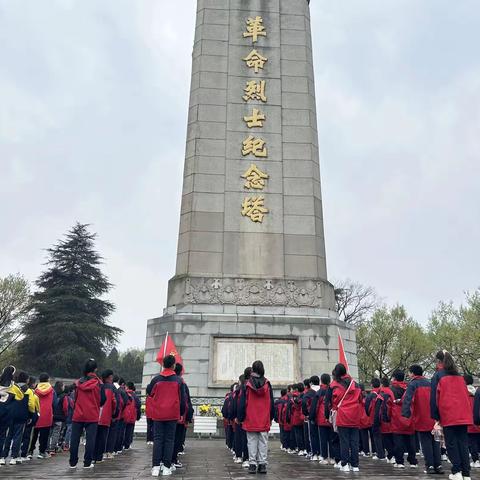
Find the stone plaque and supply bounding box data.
[212,337,297,386]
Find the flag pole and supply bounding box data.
[163,331,169,358]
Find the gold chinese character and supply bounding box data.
[242,164,269,190]
[243,16,267,43]
[242,136,267,157]
[241,196,269,223]
[243,49,267,74]
[244,108,266,128]
[243,80,267,102]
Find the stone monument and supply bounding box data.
[143,0,357,398]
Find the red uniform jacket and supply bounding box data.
[401,375,434,432]
[328,375,363,428]
[146,369,185,422]
[238,375,274,433]
[290,391,305,427]
[379,386,394,433]
[73,374,105,423]
[389,380,415,434]
[35,383,55,428]
[98,383,117,427]
[310,385,331,427]
[467,386,480,434]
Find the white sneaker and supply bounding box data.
[464,477,472,480]
[151,466,161,477]
[389,457,396,464]
[161,466,172,476]
[410,464,418,468]
[20,457,29,462]
[9,458,19,465]
[298,450,306,456]
[242,461,250,468]
[329,458,336,465]
[442,454,448,461]
[334,462,342,469]
[0,457,7,465]
[352,467,360,472]
[474,461,480,468]
[448,474,463,480]
[311,455,319,461]
[394,464,405,469]
[319,459,329,465]
[340,464,351,472]
[170,465,176,471]
[234,457,242,463]
[372,455,379,460]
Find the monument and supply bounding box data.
[143,0,357,398]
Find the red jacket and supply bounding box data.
[431,370,472,427]
[145,395,152,419]
[35,383,55,428]
[290,391,305,427]
[238,375,274,433]
[146,369,185,422]
[73,374,104,423]
[379,386,394,433]
[98,383,117,427]
[328,376,363,428]
[389,380,415,434]
[467,386,480,434]
[401,376,434,432]
[123,389,141,425]
[311,385,330,427]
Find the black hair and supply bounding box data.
[238,374,245,384]
[112,374,120,383]
[174,363,183,376]
[83,358,97,376]
[381,377,390,387]
[39,372,49,383]
[392,370,405,382]
[252,360,265,377]
[54,381,64,395]
[119,377,126,385]
[443,351,459,375]
[287,384,293,392]
[296,382,304,393]
[163,354,176,369]
[320,373,331,385]
[371,378,381,388]
[102,369,114,382]
[332,363,347,381]
[244,367,252,380]
[0,366,15,387]
[409,364,423,377]
[310,375,320,386]
[303,378,311,388]
[16,371,29,384]
[464,374,474,385]
[28,376,36,388]
[127,382,135,390]
[280,388,287,396]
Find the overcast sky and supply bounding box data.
[1,0,479,350]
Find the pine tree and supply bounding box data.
[18,223,122,377]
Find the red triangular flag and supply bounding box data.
[338,329,349,373]
[156,333,185,373]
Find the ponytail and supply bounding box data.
[442,351,458,375]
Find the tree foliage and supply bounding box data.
[103,347,144,383]
[17,223,122,377]
[0,274,31,361]
[335,279,379,325]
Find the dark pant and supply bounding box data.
[94,425,109,462]
[303,422,311,453]
[360,428,371,455]
[152,420,176,469]
[319,426,337,460]
[373,430,385,459]
[147,418,154,442]
[69,422,97,467]
[234,425,248,461]
[21,424,33,457]
[469,433,480,462]
[288,428,297,450]
[115,420,126,452]
[444,425,470,477]
[2,422,25,458]
[106,421,118,453]
[124,423,135,449]
[226,424,234,450]
[0,421,8,455]
[172,423,185,463]
[338,426,359,467]
[393,433,417,465]
[30,426,50,455]
[309,422,320,456]
[382,433,394,459]
[418,431,441,469]
[294,425,305,451]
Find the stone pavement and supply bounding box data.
[0,438,471,480]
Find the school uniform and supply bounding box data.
[289,391,305,451]
[30,382,56,456]
[145,395,154,443]
[222,391,234,450]
[146,368,186,470]
[172,381,193,466]
[94,382,117,462]
[50,392,66,452]
[302,386,319,456]
[431,367,473,478]
[123,388,141,450]
[0,384,14,458]
[473,388,480,463]
[232,386,249,462]
[69,373,105,468]
[114,386,129,453]
[378,385,395,461]
[402,375,441,471]
[325,375,363,468]
[20,387,40,458]
[359,392,375,456]
[274,395,289,450]
[237,373,274,470]
[106,384,124,455]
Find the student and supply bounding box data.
[238,360,274,475]
[290,383,306,455]
[402,364,442,474]
[358,384,374,458]
[124,382,142,450]
[389,370,417,468]
[30,373,56,459]
[222,384,235,454]
[105,378,123,457]
[69,358,105,469]
[233,370,251,468]
[49,381,65,453]
[301,378,312,457]
[94,369,117,463]
[20,375,40,461]
[147,355,186,477]
[303,376,320,460]
[146,394,154,445]
[114,377,129,454]
[464,374,480,469]
[379,377,395,463]
[0,366,16,465]
[275,389,289,451]
[366,378,385,460]
[325,363,362,473]
[431,351,472,480]
[63,384,75,451]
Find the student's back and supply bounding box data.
[330,376,363,428]
[73,373,103,423]
[239,373,274,432]
[147,368,185,422]
[35,381,55,429]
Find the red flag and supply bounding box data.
[156,333,184,373]
[338,329,349,373]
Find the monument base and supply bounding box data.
[143,312,357,398]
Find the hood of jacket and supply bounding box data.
[36,382,53,397]
[0,384,12,403]
[391,380,408,390]
[311,385,320,392]
[8,383,25,401]
[76,374,101,392]
[467,384,477,396]
[160,368,176,378]
[248,373,268,395]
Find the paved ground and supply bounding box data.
[0,438,475,479]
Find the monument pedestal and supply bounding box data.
[143,310,357,397]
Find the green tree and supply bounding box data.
[357,305,432,383]
[0,274,31,362]
[17,223,122,377]
[103,348,144,383]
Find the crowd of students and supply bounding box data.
[223,351,480,480]
[0,359,141,470]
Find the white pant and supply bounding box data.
[247,431,268,466]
